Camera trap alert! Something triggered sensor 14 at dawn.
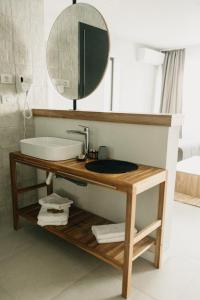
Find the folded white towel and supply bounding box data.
[92,227,124,239]
[96,236,126,243]
[39,193,73,210]
[38,219,68,227]
[92,223,137,240]
[37,206,69,222]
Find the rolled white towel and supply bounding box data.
[92,223,137,240]
[39,193,73,210]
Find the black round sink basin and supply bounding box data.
[85,159,138,174]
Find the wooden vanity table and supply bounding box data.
[10,151,167,298]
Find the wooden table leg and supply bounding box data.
[122,188,136,298]
[154,181,167,268]
[9,154,19,230]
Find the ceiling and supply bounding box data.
[87,0,200,49]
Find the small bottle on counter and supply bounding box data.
[88,149,98,159]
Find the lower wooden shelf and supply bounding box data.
[18,204,155,270]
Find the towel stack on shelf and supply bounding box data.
[92,223,137,244]
[37,193,73,226]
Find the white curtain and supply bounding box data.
[160,49,185,113]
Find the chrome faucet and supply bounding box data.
[67,125,89,157]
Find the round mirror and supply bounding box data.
[46,3,110,100]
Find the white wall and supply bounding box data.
[111,38,157,113]
[44,0,159,113]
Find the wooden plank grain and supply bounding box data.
[154,181,167,268]
[134,220,161,244]
[122,188,137,298]
[11,152,166,194]
[18,204,155,272]
[32,109,183,127]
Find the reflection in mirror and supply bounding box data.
[47,3,109,100]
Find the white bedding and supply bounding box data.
[178,139,200,161]
[177,156,200,176]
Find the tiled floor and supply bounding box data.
[0,202,200,300]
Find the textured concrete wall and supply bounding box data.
[0,0,46,229]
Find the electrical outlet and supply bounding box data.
[63,80,70,88]
[52,78,70,88]
[1,95,9,103]
[0,95,14,104]
[0,74,15,84]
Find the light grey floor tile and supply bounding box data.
[0,227,101,300]
[53,264,157,300]
[0,201,200,300]
[0,210,13,239]
[170,202,200,261]
[0,285,14,300]
[0,224,37,262]
[131,256,200,300]
[179,275,200,300]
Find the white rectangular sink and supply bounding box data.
[20,137,83,161]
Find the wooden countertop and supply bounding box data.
[11,152,166,194]
[32,109,183,127]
